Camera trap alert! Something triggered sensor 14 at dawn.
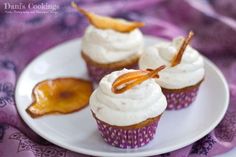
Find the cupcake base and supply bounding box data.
[81,51,139,83]
[162,80,203,110]
[85,62,138,83]
[93,114,161,149]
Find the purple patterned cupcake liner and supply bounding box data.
[85,62,138,83]
[162,85,200,110]
[95,118,160,149]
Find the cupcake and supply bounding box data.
[89,67,167,148]
[139,32,205,110]
[81,25,143,83]
[72,2,144,83]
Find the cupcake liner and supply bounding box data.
[95,118,159,149]
[85,62,138,83]
[162,85,200,110]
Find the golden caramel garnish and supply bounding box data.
[112,65,166,94]
[71,2,144,32]
[26,78,93,118]
[171,31,194,67]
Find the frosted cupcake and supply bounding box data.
[72,2,144,83]
[139,32,205,110]
[90,67,167,148]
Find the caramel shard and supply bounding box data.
[71,2,144,32]
[26,78,93,118]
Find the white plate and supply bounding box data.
[15,36,229,157]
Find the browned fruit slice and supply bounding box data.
[112,65,166,94]
[26,78,93,118]
[171,31,194,67]
[71,2,144,32]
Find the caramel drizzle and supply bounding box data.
[171,31,194,67]
[112,65,166,94]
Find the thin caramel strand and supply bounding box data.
[171,31,194,67]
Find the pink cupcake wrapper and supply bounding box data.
[162,86,200,110]
[85,62,138,83]
[95,118,159,149]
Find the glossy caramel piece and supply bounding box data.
[26,78,93,118]
[71,2,144,33]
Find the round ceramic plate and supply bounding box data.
[15,36,229,157]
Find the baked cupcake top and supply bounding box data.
[81,25,143,64]
[139,36,205,89]
[90,69,167,126]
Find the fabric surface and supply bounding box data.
[0,0,235,156]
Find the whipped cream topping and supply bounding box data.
[90,69,167,126]
[81,25,143,63]
[139,37,205,89]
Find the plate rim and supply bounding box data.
[15,36,230,157]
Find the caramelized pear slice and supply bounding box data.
[171,31,194,67]
[112,65,166,94]
[26,78,93,118]
[71,2,144,32]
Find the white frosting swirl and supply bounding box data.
[139,37,205,89]
[81,25,143,63]
[90,69,167,126]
